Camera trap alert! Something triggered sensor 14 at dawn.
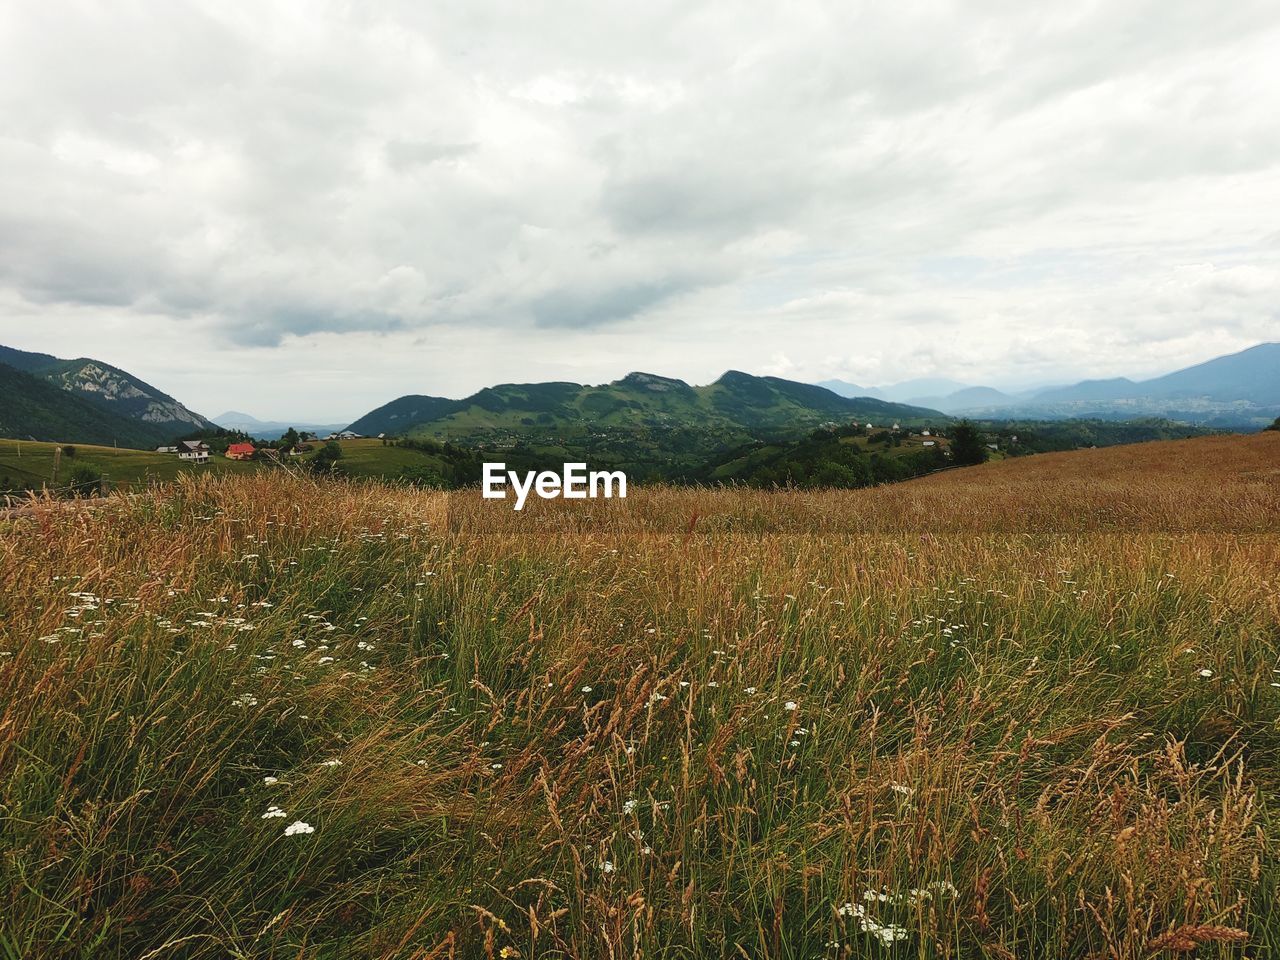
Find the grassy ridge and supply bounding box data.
[1,435,1278,958]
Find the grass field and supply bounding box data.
[1,433,1278,958]
[0,438,456,496]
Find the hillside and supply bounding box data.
[0,343,215,441]
[345,394,464,437]
[0,363,175,448]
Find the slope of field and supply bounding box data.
[0,437,467,495]
[1,435,1278,958]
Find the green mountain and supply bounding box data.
[352,371,940,437]
[347,371,947,479]
[0,362,177,448]
[0,344,215,439]
[346,394,465,437]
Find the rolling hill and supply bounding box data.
[0,344,215,442]
[351,370,943,440]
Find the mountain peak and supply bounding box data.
[615,371,691,390]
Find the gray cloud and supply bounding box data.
[1,1,1278,416]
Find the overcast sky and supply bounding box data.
[1,1,1278,420]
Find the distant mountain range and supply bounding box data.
[2,340,1276,452]
[818,343,1280,427]
[347,370,941,440]
[213,411,350,438]
[0,344,215,447]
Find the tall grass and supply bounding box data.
[2,435,1278,958]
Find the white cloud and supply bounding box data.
[0,0,1278,417]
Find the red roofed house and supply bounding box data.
[225,442,256,461]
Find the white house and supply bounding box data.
[922,440,936,447]
[176,440,210,463]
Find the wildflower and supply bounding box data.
[320,759,342,768]
[784,701,798,712]
[233,694,259,708]
[744,686,757,695]
[601,860,615,873]
[581,685,593,693]
[263,776,279,786]
[1198,668,1214,678]
[261,805,286,819]
[318,656,335,665]
[490,762,503,770]
[284,821,314,836]
[622,798,637,814]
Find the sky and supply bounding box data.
[1,1,1278,421]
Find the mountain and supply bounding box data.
[1087,342,1279,405]
[815,379,884,400]
[360,371,943,438]
[0,344,215,438]
[819,343,1280,427]
[345,395,464,437]
[1031,377,1140,403]
[877,378,973,403]
[345,371,947,481]
[904,386,1017,413]
[0,362,177,448]
[213,411,351,438]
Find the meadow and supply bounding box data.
[1,433,1278,959]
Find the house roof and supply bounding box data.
[179,440,207,451]
[226,443,255,455]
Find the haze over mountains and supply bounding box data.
[212,411,349,438]
[819,343,1280,427]
[1,340,1276,449]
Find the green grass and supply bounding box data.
[0,438,459,495]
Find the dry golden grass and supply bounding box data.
[1,435,1278,958]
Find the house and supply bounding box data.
[337,430,361,440]
[225,442,256,461]
[155,445,177,454]
[921,429,931,437]
[922,440,936,447]
[176,440,209,463]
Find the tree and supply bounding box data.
[311,440,344,474]
[68,465,103,497]
[280,427,300,450]
[949,420,989,467]
[1266,417,1280,432]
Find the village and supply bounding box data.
[153,430,370,463]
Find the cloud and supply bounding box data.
[0,0,1278,413]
